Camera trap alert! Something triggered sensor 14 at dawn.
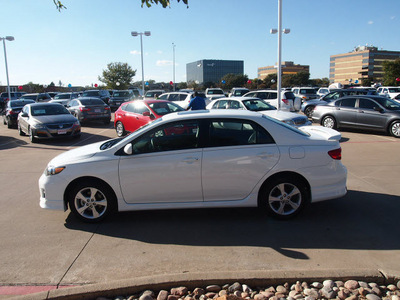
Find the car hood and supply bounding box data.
[260,110,306,121]
[32,114,77,124]
[49,140,105,166]
[298,125,342,141]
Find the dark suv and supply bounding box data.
[82,90,111,104]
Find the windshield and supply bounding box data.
[148,102,184,115]
[31,105,70,116]
[374,97,400,110]
[242,99,276,112]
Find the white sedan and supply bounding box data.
[39,110,347,222]
[207,97,311,127]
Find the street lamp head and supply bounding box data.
[283,28,290,34]
[144,31,151,36]
[5,36,14,41]
[270,29,278,34]
[131,31,138,37]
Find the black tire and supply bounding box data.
[389,121,400,138]
[28,127,37,143]
[115,121,126,137]
[321,115,337,129]
[259,176,309,219]
[68,179,116,223]
[6,118,12,128]
[304,106,314,118]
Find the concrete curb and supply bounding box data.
[9,269,400,300]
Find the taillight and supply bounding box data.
[104,106,110,110]
[282,98,289,104]
[328,148,342,160]
[79,107,91,112]
[9,110,16,115]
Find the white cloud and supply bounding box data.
[156,60,173,67]
[368,20,374,25]
[157,50,163,54]
[390,16,395,20]
[130,50,141,55]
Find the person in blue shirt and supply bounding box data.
[187,91,206,110]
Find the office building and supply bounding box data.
[330,46,400,84]
[186,59,244,84]
[257,61,309,80]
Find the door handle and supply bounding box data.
[257,153,274,159]
[182,157,199,163]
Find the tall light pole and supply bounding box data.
[131,31,151,95]
[172,42,176,91]
[1,36,14,102]
[270,0,290,110]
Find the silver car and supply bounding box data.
[18,102,81,143]
[312,95,400,138]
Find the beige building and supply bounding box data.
[257,61,309,80]
[330,46,400,85]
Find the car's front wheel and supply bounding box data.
[115,121,126,137]
[68,179,116,223]
[389,121,400,138]
[304,106,314,118]
[259,176,308,219]
[18,123,25,136]
[322,115,337,129]
[28,127,37,143]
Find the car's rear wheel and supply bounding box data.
[115,121,126,137]
[68,179,116,223]
[259,176,308,219]
[322,115,337,129]
[304,106,314,118]
[389,121,400,138]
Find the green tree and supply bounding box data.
[219,74,248,90]
[382,59,400,86]
[98,62,136,90]
[141,0,188,8]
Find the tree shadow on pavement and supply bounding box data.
[64,190,400,259]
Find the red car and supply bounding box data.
[114,99,185,136]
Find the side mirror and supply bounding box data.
[143,111,150,117]
[21,112,28,117]
[124,143,133,155]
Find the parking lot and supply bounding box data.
[0,116,399,288]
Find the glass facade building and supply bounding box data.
[186,60,244,84]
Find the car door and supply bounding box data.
[202,119,279,202]
[118,120,202,204]
[335,98,357,127]
[356,98,387,130]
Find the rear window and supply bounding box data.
[299,89,316,94]
[207,89,224,95]
[82,91,100,97]
[284,92,295,99]
[80,99,105,105]
[10,100,35,107]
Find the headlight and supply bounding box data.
[73,120,80,126]
[45,166,66,176]
[33,123,46,129]
[282,120,295,126]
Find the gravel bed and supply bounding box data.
[96,279,400,300]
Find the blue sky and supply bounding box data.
[0,0,398,87]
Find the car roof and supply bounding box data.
[338,95,390,100]
[160,108,263,123]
